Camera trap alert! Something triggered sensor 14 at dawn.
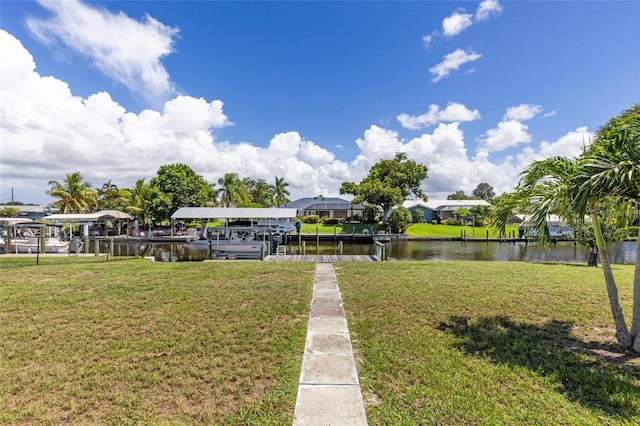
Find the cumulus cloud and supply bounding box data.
[397,102,481,130]
[430,49,482,82]
[476,0,504,21]
[0,29,592,205]
[442,10,474,37]
[478,120,533,152]
[27,0,178,105]
[477,104,543,152]
[504,104,542,121]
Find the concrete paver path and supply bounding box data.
[293,263,368,425]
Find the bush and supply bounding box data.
[302,215,320,224]
[388,207,413,233]
[323,217,344,225]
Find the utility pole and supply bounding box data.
[11,187,14,204]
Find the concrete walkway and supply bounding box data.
[293,263,368,426]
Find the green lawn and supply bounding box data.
[2,257,638,425]
[300,222,518,238]
[0,257,314,424]
[336,261,640,425]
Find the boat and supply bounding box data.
[173,207,298,260]
[5,237,70,254]
[187,227,267,259]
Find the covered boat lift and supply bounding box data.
[43,210,133,238]
[171,208,298,259]
[170,207,298,234]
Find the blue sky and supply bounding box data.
[1,0,638,206]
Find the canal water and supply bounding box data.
[107,239,637,264]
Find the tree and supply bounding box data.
[97,180,131,211]
[216,173,247,207]
[274,176,291,207]
[127,179,151,225]
[0,206,20,217]
[340,153,428,223]
[472,182,495,201]
[244,178,275,207]
[493,155,634,350]
[46,172,98,213]
[447,190,472,200]
[580,104,640,350]
[388,207,413,233]
[147,164,210,224]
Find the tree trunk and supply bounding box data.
[630,235,640,352]
[591,209,632,348]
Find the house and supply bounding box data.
[402,199,491,223]
[2,205,59,220]
[285,197,365,220]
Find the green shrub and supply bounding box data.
[302,215,320,224]
[323,217,344,225]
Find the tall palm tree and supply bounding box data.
[127,179,150,225]
[494,156,633,348]
[580,104,640,350]
[274,176,290,207]
[216,173,247,207]
[46,172,98,213]
[98,180,131,211]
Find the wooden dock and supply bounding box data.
[264,255,378,262]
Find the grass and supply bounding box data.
[335,261,640,425]
[0,257,315,424]
[299,222,519,238]
[2,257,639,425]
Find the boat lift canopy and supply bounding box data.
[171,207,297,220]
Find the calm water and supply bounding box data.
[108,240,637,264]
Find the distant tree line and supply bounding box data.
[33,165,291,226]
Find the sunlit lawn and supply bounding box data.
[336,261,640,425]
[2,257,639,425]
[300,222,518,238]
[0,257,314,424]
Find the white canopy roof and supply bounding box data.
[171,207,298,220]
[43,210,132,222]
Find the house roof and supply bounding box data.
[171,207,297,220]
[285,197,364,210]
[402,199,491,211]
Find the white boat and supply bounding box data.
[188,227,267,259]
[6,237,70,254]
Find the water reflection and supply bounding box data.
[109,240,636,264]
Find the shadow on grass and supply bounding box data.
[438,316,640,419]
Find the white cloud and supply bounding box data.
[27,0,178,105]
[477,104,544,153]
[0,29,593,206]
[517,127,593,169]
[422,33,435,48]
[478,120,533,152]
[542,110,557,118]
[429,49,482,82]
[476,0,504,21]
[397,102,481,130]
[442,10,473,37]
[504,104,542,121]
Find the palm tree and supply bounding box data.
[97,180,131,211]
[580,104,640,350]
[216,173,247,207]
[46,172,98,213]
[127,179,150,223]
[494,156,633,348]
[274,176,290,207]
